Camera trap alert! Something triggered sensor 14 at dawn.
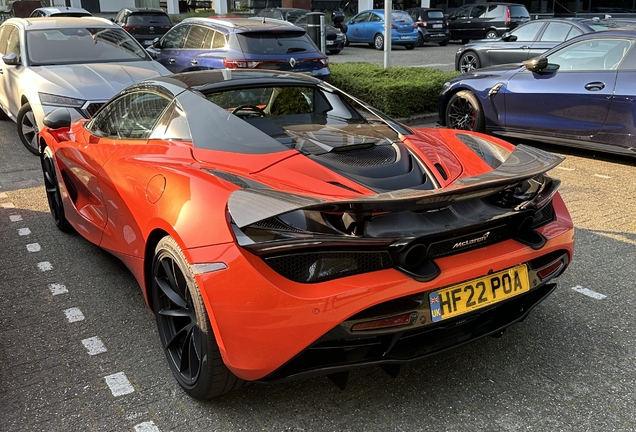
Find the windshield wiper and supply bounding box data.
[286,47,306,53]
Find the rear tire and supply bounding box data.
[459,51,480,73]
[41,146,73,233]
[374,33,384,50]
[444,90,485,132]
[152,236,246,399]
[17,102,39,155]
[417,32,424,47]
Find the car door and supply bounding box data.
[153,24,191,72]
[0,25,23,118]
[487,21,545,66]
[347,12,371,43]
[466,4,489,40]
[0,24,12,116]
[503,38,628,137]
[448,5,471,41]
[179,24,215,71]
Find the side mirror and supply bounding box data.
[110,17,115,22]
[524,56,548,72]
[151,37,161,49]
[449,15,457,20]
[502,33,517,42]
[43,108,72,130]
[2,53,19,66]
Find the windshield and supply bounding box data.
[26,28,150,66]
[128,13,172,25]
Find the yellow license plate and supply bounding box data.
[429,265,529,322]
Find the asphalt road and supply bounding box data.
[1,99,636,430]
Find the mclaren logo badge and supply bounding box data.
[452,231,490,249]
[289,57,297,68]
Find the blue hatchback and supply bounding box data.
[346,10,419,50]
[147,17,330,81]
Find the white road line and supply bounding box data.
[594,174,611,179]
[556,167,575,171]
[9,214,22,222]
[0,192,7,199]
[64,307,85,323]
[48,283,68,295]
[81,337,107,356]
[572,285,607,300]
[104,372,135,397]
[1,202,14,208]
[18,228,31,236]
[134,421,160,432]
[26,243,41,252]
[37,261,53,271]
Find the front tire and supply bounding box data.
[17,102,39,155]
[405,43,416,50]
[485,30,498,39]
[41,146,73,232]
[459,51,480,73]
[152,236,246,399]
[374,33,384,50]
[444,90,485,132]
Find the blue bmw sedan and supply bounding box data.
[346,10,419,50]
[439,30,636,156]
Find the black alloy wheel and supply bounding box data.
[17,102,39,155]
[151,236,245,399]
[459,51,480,73]
[41,146,73,232]
[445,90,485,132]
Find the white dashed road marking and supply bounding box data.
[26,243,41,252]
[0,192,7,199]
[556,167,575,171]
[572,285,607,300]
[48,283,68,295]
[594,174,611,179]
[81,337,107,356]
[134,421,160,432]
[18,228,31,236]
[37,261,53,271]
[64,307,85,323]
[1,202,15,208]
[104,372,135,397]
[9,214,22,222]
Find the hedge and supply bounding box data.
[330,63,459,119]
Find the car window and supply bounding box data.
[211,30,226,49]
[508,5,530,18]
[5,26,20,59]
[470,5,489,19]
[408,10,418,21]
[392,11,413,22]
[511,21,544,42]
[233,31,317,55]
[149,100,192,141]
[452,5,471,19]
[351,12,370,24]
[547,38,634,71]
[259,10,276,18]
[0,25,12,55]
[540,22,573,42]
[184,25,208,49]
[370,13,382,22]
[286,10,307,23]
[162,24,189,49]
[26,28,149,66]
[128,13,172,25]
[566,27,583,40]
[426,11,445,19]
[88,91,171,140]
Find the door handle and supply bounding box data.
[191,59,198,65]
[168,58,176,64]
[519,45,530,49]
[585,82,605,91]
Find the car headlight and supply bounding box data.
[441,81,451,93]
[39,93,86,108]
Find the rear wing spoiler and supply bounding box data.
[228,144,563,229]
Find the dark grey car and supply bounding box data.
[455,18,624,72]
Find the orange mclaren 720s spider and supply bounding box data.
[38,70,574,399]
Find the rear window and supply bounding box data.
[392,11,413,22]
[128,13,172,25]
[508,5,530,18]
[233,31,319,55]
[425,11,445,19]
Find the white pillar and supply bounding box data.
[359,0,373,12]
[215,0,228,14]
[166,0,179,15]
[383,0,391,68]
[421,0,430,7]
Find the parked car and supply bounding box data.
[448,2,530,44]
[406,7,450,46]
[112,7,174,46]
[256,7,346,54]
[29,6,92,17]
[147,18,330,80]
[455,18,624,72]
[0,17,170,155]
[346,9,419,50]
[439,30,636,156]
[39,68,574,399]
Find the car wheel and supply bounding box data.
[41,146,73,233]
[418,33,424,47]
[329,49,341,54]
[445,90,485,132]
[485,30,498,39]
[17,102,39,155]
[459,51,480,73]
[439,40,449,46]
[405,43,416,50]
[152,236,246,399]
[344,34,350,47]
[374,33,384,50]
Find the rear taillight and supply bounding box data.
[123,25,138,31]
[412,23,418,29]
[319,58,329,67]
[419,21,426,27]
[223,59,263,69]
[505,7,510,25]
[391,23,398,29]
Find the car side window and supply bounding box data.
[0,26,10,55]
[88,92,172,140]
[211,30,226,49]
[565,27,583,40]
[547,38,634,71]
[184,25,207,49]
[540,22,572,42]
[149,100,192,141]
[370,13,382,22]
[351,12,370,24]
[511,22,543,42]
[5,26,20,59]
[452,6,471,19]
[162,25,189,49]
[470,5,489,18]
